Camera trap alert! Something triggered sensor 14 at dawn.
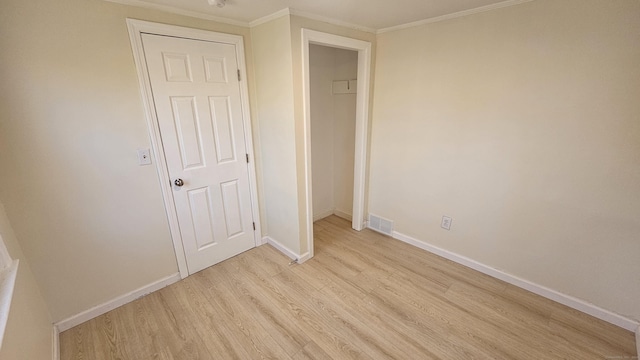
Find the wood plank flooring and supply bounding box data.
[60,215,637,359]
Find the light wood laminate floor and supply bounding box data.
[60,216,637,359]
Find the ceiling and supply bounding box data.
[124,0,521,31]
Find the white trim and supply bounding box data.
[377,0,535,34]
[297,252,312,264]
[55,273,180,332]
[126,19,263,278]
[0,235,11,270]
[389,229,640,332]
[301,29,372,263]
[104,0,249,27]
[313,209,335,222]
[0,260,18,349]
[635,326,639,357]
[313,209,353,222]
[52,326,60,360]
[636,326,639,357]
[263,236,311,263]
[249,8,291,27]
[264,237,298,261]
[104,0,530,35]
[289,8,375,34]
[332,209,352,221]
[102,0,373,33]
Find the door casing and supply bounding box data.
[127,19,262,279]
[301,29,372,262]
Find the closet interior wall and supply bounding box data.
[310,44,358,222]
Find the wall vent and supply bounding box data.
[368,214,394,236]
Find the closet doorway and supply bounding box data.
[310,44,358,223]
[301,29,372,261]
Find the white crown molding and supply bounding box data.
[250,7,375,34]
[377,0,535,34]
[249,8,291,27]
[288,8,376,34]
[103,0,250,27]
[103,0,373,33]
[104,0,532,35]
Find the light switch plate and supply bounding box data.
[137,148,152,165]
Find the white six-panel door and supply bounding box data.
[142,33,255,275]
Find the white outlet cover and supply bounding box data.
[441,216,452,230]
[137,148,152,165]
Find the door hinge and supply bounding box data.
[237,69,241,81]
[252,222,256,231]
[246,153,249,163]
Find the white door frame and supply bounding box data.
[127,19,262,279]
[301,29,372,260]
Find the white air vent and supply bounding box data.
[368,214,394,236]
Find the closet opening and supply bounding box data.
[310,44,358,227]
[301,29,372,261]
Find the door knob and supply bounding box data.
[174,178,184,187]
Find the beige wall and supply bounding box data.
[0,202,52,360]
[310,45,358,219]
[369,0,640,321]
[0,0,257,322]
[251,15,301,253]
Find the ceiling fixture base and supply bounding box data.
[207,0,226,8]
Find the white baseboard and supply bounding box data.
[390,230,640,332]
[52,325,59,360]
[264,236,300,262]
[297,252,311,264]
[54,273,181,332]
[333,209,352,221]
[313,209,335,222]
[313,209,353,222]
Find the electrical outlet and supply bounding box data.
[137,148,152,165]
[441,216,452,230]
